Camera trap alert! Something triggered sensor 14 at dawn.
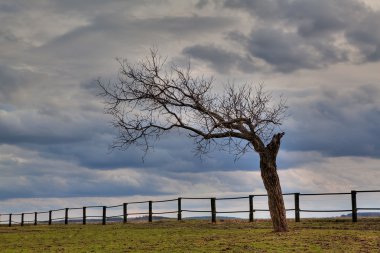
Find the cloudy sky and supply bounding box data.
[1,0,380,216]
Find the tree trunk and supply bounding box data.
[260,151,288,232]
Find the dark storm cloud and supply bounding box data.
[30,13,237,76]
[244,27,348,72]
[49,0,141,13]
[0,65,25,101]
[183,44,256,73]
[224,0,353,35]
[246,28,322,72]
[0,29,18,44]
[195,0,209,9]
[0,71,255,177]
[134,15,236,34]
[345,12,380,62]
[0,150,173,200]
[284,84,380,157]
[39,13,236,50]
[0,143,257,200]
[183,0,380,73]
[0,174,167,200]
[0,98,108,146]
[32,128,259,173]
[0,2,20,12]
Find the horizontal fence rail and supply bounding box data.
[1,190,379,227]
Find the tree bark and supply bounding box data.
[258,133,288,232]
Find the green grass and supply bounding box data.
[0,219,379,252]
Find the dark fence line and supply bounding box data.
[1,190,379,227]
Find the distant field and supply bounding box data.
[0,219,379,252]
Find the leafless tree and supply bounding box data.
[99,49,289,232]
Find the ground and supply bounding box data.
[0,219,379,252]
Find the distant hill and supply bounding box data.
[340,212,380,218]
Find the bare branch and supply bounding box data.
[98,49,287,158]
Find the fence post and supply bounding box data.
[102,206,106,225]
[123,203,127,223]
[178,198,182,221]
[249,195,254,222]
[295,193,300,222]
[8,214,12,227]
[21,213,24,226]
[65,208,69,225]
[49,211,52,225]
[83,207,86,225]
[351,190,357,222]
[149,201,153,222]
[34,212,38,226]
[211,198,216,223]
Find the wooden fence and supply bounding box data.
[1,190,379,227]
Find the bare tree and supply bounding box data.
[99,49,289,232]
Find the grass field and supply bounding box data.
[0,219,379,252]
